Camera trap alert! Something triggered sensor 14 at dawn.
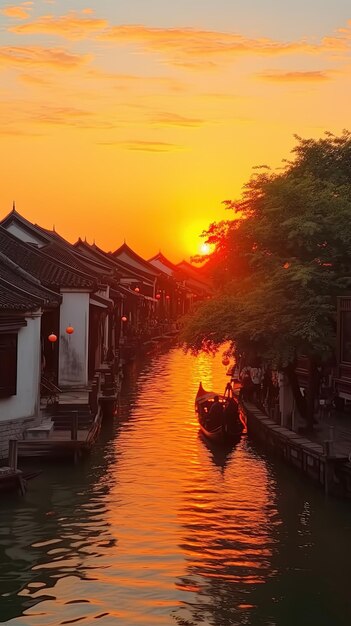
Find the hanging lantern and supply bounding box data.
[156,293,161,300]
[166,295,170,300]
[121,316,128,322]
[48,333,57,343]
[222,356,230,366]
[65,325,74,335]
[134,287,140,293]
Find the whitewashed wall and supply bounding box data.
[59,291,90,388]
[0,314,41,422]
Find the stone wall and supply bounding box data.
[0,415,41,461]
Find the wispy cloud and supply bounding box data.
[19,72,52,85]
[1,3,33,20]
[257,69,334,82]
[98,23,351,67]
[10,10,108,39]
[86,68,184,92]
[29,105,113,128]
[98,140,181,152]
[149,112,204,127]
[8,12,351,70]
[0,46,89,69]
[99,25,318,64]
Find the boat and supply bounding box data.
[195,382,244,444]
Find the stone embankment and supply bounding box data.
[242,401,351,498]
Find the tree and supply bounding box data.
[181,131,351,429]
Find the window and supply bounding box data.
[0,333,17,398]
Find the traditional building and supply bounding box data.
[0,222,105,389]
[148,252,189,318]
[0,254,60,458]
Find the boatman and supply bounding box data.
[208,396,223,427]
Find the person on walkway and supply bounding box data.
[240,366,254,401]
[250,365,262,403]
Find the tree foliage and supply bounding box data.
[181,131,351,374]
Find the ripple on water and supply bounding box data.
[1,348,350,626]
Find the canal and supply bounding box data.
[1,348,351,625]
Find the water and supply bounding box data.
[1,348,351,626]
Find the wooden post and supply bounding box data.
[8,439,18,471]
[71,411,78,441]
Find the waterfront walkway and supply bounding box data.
[313,409,351,458]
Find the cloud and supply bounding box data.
[0,128,43,137]
[0,46,89,69]
[19,72,52,85]
[29,105,113,128]
[100,25,320,65]
[1,3,32,19]
[257,69,333,82]
[149,112,204,127]
[98,140,181,152]
[10,10,108,39]
[97,24,351,68]
[85,68,184,91]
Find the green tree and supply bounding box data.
[182,131,351,428]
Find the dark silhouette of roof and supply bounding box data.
[113,243,159,277]
[0,226,96,290]
[75,239,154,283]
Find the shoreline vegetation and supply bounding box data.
[181,130,351,434]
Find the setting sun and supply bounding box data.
[199,243,211,256]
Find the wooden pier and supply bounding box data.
[18,387,102,463]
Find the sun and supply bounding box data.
[199,242,211,255]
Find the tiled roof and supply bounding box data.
[113,243,159,277]
[0,255,61,309]
[0,227,96,289]
[42,240,112,277]
[76,240,155,283]
[0,282,43,310]
[149,252,179,273]
[1,210,113,279]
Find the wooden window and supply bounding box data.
[0,333,17,398]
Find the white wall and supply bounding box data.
[0,314,41,423]
[59,291,90,388]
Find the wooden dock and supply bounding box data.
[18,388,102,462]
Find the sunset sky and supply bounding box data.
[1,0,351,261]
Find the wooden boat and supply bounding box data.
[195,382,244,444]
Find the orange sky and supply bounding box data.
[1,1,351,261]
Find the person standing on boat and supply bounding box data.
[223,398,240,432]
[208,395,223,427]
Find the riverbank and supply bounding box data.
[242,399,351,498]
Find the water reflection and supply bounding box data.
[0,348,350,626]
[0,430,118,623]
[173,438,279,626]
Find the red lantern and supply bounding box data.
[65,325,74,335]
[121,316,128,322]
[166,295,170,300]
[48,333,57,343]
[222,356,230,366]
[134,287,140,293]
[156,293,161,300]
